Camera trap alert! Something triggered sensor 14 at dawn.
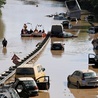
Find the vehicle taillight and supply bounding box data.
[82,74,85,80]
[82,77,85,80]
[34,86,38,90]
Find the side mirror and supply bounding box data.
[16,85,23,93]
[42,68,45,71]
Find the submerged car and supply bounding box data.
[53,14,68,20]
[70,17,78,22]
[67,69,98,88]
[85,15,95,22]
[61,20,72,29]
[12,77,39,98]
[87,26,98,34]
[51,41,65,50]
[0,85,20,98]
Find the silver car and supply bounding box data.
[67,69,98,88]
[0,85,20,98]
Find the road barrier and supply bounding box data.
[0,34,50,85]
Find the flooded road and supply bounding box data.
[0,0,98,98]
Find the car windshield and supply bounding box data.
[53,44,62,47]
[83,72,96,78]
[23,80,36,88]
[16,68,34,75]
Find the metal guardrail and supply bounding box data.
[0,34,50,85]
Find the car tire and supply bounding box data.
[67,77,71,88]
[77,81,81,89]
[67,77,71,84]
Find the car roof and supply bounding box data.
[62,20,69,23]
[77,69,95,73]
[52,41,63,44]
[18,77,34,81]
[17,63,41,68]
[17,64,33,68]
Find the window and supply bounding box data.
[37,66,42,72]
[16,68,34,75]
[83,72,96,78]
[23,80,36,88]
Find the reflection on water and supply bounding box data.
[0,18,5,39]
[19,0,65,7]
[21,37,33,41]
[51,37,66,43]
[30,91,50,98]
[89,34,98,40]
[2,47,7,55]
[51,50,64,58]
[50,29,92,55]
[68,85,98,98]
[20,0,38,5]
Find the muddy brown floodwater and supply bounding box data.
[0,0,98,98]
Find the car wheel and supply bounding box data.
[67,77,71,84]
[67,77,71,88]
[77,81,81,89]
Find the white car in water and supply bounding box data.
[67,69,98,88]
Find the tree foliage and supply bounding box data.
[0,0,6,8]
[78,0,98,14]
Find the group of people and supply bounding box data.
[21,24,45,34]
[21,24,33,34]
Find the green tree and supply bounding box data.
[0,0,6,8]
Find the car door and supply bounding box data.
[70,71,78,84]
[13,81,29,98]
[88,53,95,64]
[36,76,50,90]
[36,65,46,82]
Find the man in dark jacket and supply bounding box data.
[2,38,7,47]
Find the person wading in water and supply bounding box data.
[2,38,7,48]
